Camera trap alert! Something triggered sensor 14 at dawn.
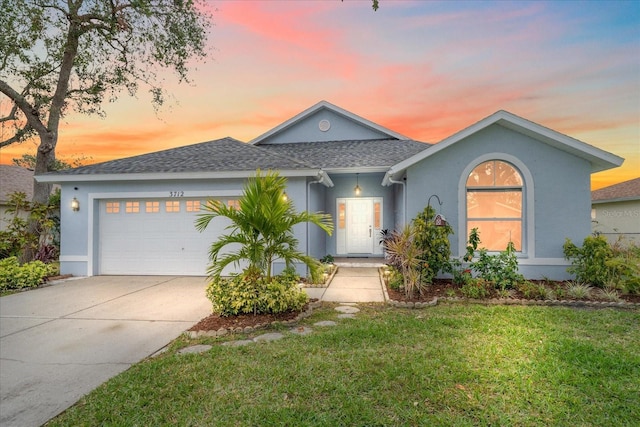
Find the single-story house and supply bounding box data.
[0,165,34,231]
[37,101,624,280]
[591,177,640,244]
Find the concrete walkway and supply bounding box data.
[304,266,386,303]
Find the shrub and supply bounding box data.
[205,268,308,317]
[595,287,622,302]
[455,229,524,291]
[460,278,492,299]
[516,281,551,300]
[566,282,593,299]
[412,205,454,284]
[383,225,423,298]
[0,257,57,291]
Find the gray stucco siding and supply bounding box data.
[262,109,390,144]
[404,124,593,279]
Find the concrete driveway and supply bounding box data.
[0,276,211,427]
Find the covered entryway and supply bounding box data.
[98,198,232,275]
[336,197,383,256]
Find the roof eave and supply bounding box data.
[388,110,624,177]
[35,169,323,183]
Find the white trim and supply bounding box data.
[35,169,322,183]
[387,110,623,179]
[518,258,570,266]
[458,153,535,258]
[250,100,408,145]
[59,255,88,262]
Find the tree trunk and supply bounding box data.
[20,134,56,263]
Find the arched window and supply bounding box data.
[466,160,523,251]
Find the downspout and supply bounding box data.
[387,176,407,227]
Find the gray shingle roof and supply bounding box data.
[44,137,430,177]
[50,137,315,175]
[258,139,430,169]
[0,165,34,202]
[592,177,640,202]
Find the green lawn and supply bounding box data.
[48,304,639,427]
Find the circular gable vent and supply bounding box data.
[318,119,331,132]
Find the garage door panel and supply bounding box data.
[99,198,238,276]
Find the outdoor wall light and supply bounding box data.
[354,173,362,196]
[71,197,80,212]
[282,191,289,202]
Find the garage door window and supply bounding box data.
[145,201,160,213]
[166,201,180,212]
[125,201,139,213]
[186,200,201,212]
[106,202,119,213]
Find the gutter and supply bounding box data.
[306,172,328,261]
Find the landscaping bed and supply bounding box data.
[385,278,640,305]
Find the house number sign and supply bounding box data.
[169,191,184,197]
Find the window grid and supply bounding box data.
[125,201,140,213]
[466,160,523,251]
[105,202,120,214]
[165,201,180,212]
[145,201,160,213]
[186,200,201,212]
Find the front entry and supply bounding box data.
[336,197,383,255]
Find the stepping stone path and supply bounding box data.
[314,320,337,327]
[177,344,212,355]
[179,304,360,353]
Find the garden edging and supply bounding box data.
[386,296,640,309]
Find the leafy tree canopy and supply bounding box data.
[0,0,211,185]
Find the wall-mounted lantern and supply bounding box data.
[354,173,361,196]
[282,191,289,202]
[427,194,447,226]
[71,197,80,212]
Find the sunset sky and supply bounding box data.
[1,0,638,189]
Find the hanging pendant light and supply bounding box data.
[354,173,361,196]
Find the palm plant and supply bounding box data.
[195,170,333,281]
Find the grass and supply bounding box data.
[48,304,639,426]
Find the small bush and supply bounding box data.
[566,282,593,299]
[595,287,622,302]
[205,268,308,317]
[0,257,57,291]
[460,278,492,299]
[516,281,550,300]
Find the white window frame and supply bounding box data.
[458,153,535,257]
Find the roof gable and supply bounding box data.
[251,100,408,145]
[592,177,640,202]
[385,110,624,183]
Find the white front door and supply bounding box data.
[346,199,373,253]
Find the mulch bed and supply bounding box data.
[188,304,312,332]
[386,278,640,304]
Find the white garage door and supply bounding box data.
[99,198,236,275]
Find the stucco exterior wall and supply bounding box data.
[261,109,389,144]
[405,124,593,280]
[59,177,316,276]
[592,200,640,244]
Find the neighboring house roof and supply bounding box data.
[383,110,624,185]
[250,100,409,144]
[0,165,33,203]
[38,137,332,183]
[592,177,640,203]
[260,138,429,172]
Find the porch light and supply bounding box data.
[282,191,289,202]
[354,173,361,196]
[71,197,80,212]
